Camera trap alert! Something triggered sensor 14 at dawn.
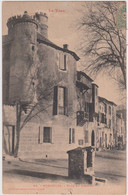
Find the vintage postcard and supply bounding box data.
[2,1,126,194]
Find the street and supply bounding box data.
[95,150,126,184]
[3,150,126,193]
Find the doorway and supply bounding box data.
[4,125,15,155]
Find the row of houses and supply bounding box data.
[3,11,126,159]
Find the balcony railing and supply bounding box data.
[77,111,89,126]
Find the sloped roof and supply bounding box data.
[77,71,93,82]
[37,33,80,61]
[98,96,117,106]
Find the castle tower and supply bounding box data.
[7,11,38,104]
[35,12,48,38]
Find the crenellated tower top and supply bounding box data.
[7,11,48,38]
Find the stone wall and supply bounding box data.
[3,41,11,104]
[9,21,37,103]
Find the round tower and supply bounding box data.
[8,11,38,105]
[35,12,48,38]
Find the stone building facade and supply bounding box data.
[3,11,99,159]
[96,97,117,149]
[76,71,99,148]
[116,110,126,148]
[3,11,122,160]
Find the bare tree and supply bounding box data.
[4,61,60,157]
[78,2,126,89]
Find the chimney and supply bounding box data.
[63,44,69,50]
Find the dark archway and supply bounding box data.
[91,130,95,146]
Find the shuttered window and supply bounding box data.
[53,86,68,116]
[69,128,75,144]
[53,86,58,115]
[109,119,111,128]
[43,127,52,143]
[38,127,52,143]
[64,87,68,115]
[58,87,64,114]
[38,126,41,144]
[69,128,71,144]
[72,128,75,143]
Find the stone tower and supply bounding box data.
[35,12,48,38]
[7,11,38,104]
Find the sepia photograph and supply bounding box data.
[2,1,126,194]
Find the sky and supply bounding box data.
[2,1,126,105]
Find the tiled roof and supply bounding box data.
[37,33,80,61]
[98,96,117,106]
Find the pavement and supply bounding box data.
[95,149,126,184]
[2,149,126,193]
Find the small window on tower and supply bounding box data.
[32,45,35,51]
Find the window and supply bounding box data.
[85,102,89,113]
[109,106,111,115]
[84,130,88,143]
[64,55,66,70]
[58,87,65,114]
[109,119,111,128]
[105,104,107,113]
[69,128,71,144]
[32,45,35,51]
[53,86,68,116]
[59,53,67,71]
[101,113,105,123]
[69,128,75,144]
[43,127,52,143]
[38,126,41,144]
[72,128,75,143]
[78,139,83,145]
